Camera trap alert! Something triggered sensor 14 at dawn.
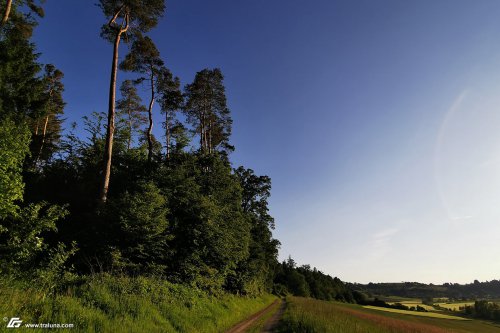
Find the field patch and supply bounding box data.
[387,301,435,311]
[437,302,475,311]
[363,305,470,320]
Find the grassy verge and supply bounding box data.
[277,297,500,333]
[0,274,276,333]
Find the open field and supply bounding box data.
[277,296,500,332]
[380,296,422,303]
[387,301,435,311]
[0,274,276,333]
[363,306,469,320]
[437,303,475,311]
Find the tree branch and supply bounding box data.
[1,0,13,26]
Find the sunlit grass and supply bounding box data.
[0,274,276,333]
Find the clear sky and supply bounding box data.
[32,0,500,284]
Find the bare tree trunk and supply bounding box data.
[165,110,170,160]
[208,119,212,154]
[200,110,204,153]
[99,7,129,204]
[147,71,155,163]
[1,0,12,26]
[34,115,49,166]
[127,108,132,150]
[203,125,207,153]
[100,31,122,204]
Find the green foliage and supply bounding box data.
[119,34,163,75]
[116,80,148,149]
[35,241,78,292]
[0,30,44,122]
[274,258,354,302]
[28,64,65,168]
[156,67,184,157]
[354,280,500,300]
[465,300,500,321]
[0,118,30,218]
[0,0,45,39]
[0,202,69,275]
[184,68,233,153]
[98,0,165,42]
[108,181,169,274]
[159,155,250,292]
[230,167,279,295]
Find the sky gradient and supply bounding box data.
[33,0,500,284]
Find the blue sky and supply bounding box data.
[33,0,500,283]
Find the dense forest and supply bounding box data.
[0,0,352,303]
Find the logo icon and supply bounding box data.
[6,317,22,328]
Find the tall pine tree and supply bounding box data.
[156,67,183,160]
[116,80,147,150]
[184,68,232,154]
[120,35,163,163]
[98,0,165,203]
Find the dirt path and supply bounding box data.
[225,298,285,333]
[261,298,286,332]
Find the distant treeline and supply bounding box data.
[351,280,500,300]
[274,258,354,302]
[465,301,500,321]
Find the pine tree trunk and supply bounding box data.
[1,0,12,26]
[34,115,49,166]
[127,104,132,150]
[208,119,212,154]
[147,71,155,163]
[165,110,170,160]
[100,31,122,204]
[200,111,204,153]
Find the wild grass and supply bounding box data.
[0,274,276,333]
[276,296,454,333]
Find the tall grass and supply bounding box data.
[277,297,453,333]
[0,274,276,332]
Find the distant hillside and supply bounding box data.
[350,280,500,299]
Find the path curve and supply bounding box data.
[225,298,284,333]
[261,298,286,332]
